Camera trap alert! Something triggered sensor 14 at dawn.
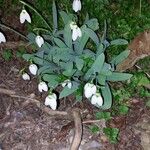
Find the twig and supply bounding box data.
[70,109,82,150]
[82,119,103,124]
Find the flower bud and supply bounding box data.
[29,64,38,75]
[44,93,57,110]
[20,9,31,24]
[84,83,96,98]
[62,79,72,89]
[72,0,81,12]
[38,82,48,92]
[35,35,44,47]
[22,73,30,80]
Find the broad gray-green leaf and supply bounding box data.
[96,43,104,56]
[107,72,133,81]
[52,0,58,30]
[111,50,130,65]
[59,81,79,99]
[85,18,99,31]
[59,11,74,24]
[85,53,105,80]
[75,57,84,70]
[97,74,106,85]
[85,27,99,46]
[53,38,67,48]
[110,39,128,46]
[27,32,36,43]
[100,83,112,110]
[64,23,72,48]
[22,54,33,61]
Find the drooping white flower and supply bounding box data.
[44,93,57,110]
[0,32,6,43]
[35,35,44,47]
[22,73,30,80]
[91,93,103,107]
[20,9,31,24]
[29,64,38,75]
[38,81,48,92]
[84,83,97,98]
[62,79,72,89]
[72,0,81,12]
[70,22,82,41]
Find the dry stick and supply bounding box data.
[70,109,82,150]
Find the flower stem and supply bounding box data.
[20,0,52,32]
[33,28,51,33]
[0,23,28,40]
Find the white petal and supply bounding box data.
[67,82,72,89]
[44,93,57,110]
[35,35,44,47]
[29,64,38,75]
[84,83,91,90]
[91,85,97,94]
[72,28,79,41]
[22,73,30,80]
[20,9,31,24]
[73,0,81,12]
[84,87,93,98]
[38,82,48,92]
[96,95,103,106]
[62,82,66,87]
[0,32,6,43]
[91,95,98,105]
[76,27,82,37]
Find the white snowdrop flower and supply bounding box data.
[72,26,82,41]
[73,0,81,12]
[29,64,38,75]
[62,79,72,89]
[44,93,57,110]
[91,93,103,107]
[0,32,6,43]
[20,9,31,24]
[84,83,97,98]
[70,22,82,41]
[22,73,30,80]
[35,35,44,47]
[38,81,48,92]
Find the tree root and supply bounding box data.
[0,88,83,149]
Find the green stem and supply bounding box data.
[20,0,52,31]
[33,28,51,33]
[139,0,142,16]
[0,23,28,40]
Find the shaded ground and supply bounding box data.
[0,45,150,150]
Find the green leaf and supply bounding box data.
[75,57,84,70]
[22,54,33,61]
[85,53,105,80]
[59,82,79,98]
[96,43,104,56]
[59,11,74,24]
[27,32,36,43]
[85,18,99,31]
[107,72,133,82]
[43,74,59,88]
[52,0,58,30]
[110,39,128,46]
[101,83,112,110]
[64,23,72,48]
[89,125,100,134]
[118,105,129,115]
[84,27,99,46]
[53,37,67,48]
[95,112,111,120]
[97,74,106,85]
[111,50,130,65]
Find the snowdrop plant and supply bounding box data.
[0,0,133,110]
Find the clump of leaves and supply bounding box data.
[89,125,100,134]
[103,127,119,144]
[2,49,13,61]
